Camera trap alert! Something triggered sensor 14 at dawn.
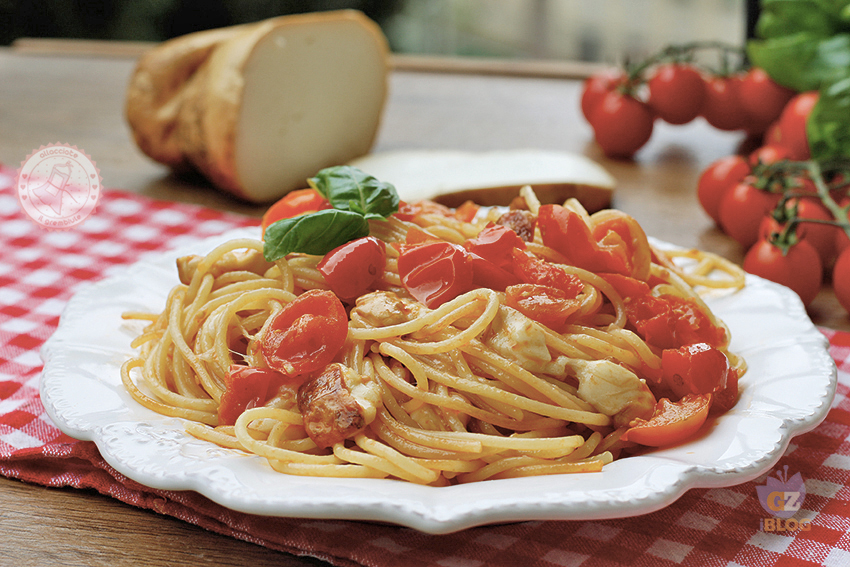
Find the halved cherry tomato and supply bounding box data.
[505,283,581,331]
[261,289,348,378]
[712,367,740,414]
[599,273,651,299]
[538,205,631,276]
[626,294,726,350]
[317,236,387,300]
[261,189,330,234]
[218,365,287,426]
[697,155,751,224]
[622,394,712,447]
[454,201,480,222]
[661,342,729,399]
[511,249,585,296]
[397,241,473,308]
[647,64,706,125]
[743,237,823,306]
[465,225,526,270]
[468,252,520,292]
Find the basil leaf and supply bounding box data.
[808,75,850,160]
[263,209,370,262]
[309,165,399,220]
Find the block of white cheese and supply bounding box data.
[349,149,615,211]
[126,10,389,204]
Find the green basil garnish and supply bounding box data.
[263,166,399,262]
[309,165,399,220]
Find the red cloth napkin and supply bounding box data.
[1,165,849,567]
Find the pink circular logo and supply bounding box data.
[17,143,101,230]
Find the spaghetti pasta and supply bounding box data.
[121,183,746,485]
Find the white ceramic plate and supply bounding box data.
[40,227,837,534]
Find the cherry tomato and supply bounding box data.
[580,69,627,122]
[788,198,837,265]
[701,75,748,131]
[661,343,729,399]
[261,189,330,234]
[646,64,706,125]
[218,366,287,426]
[833,247,850,312]
[626,294,727,350]
[538,204,630,276]
[748,144,792,168]
[738,67,795,132]
[511,249,585,296]
[317,236,387,300]
[261,289,348,378]
[622,394,712,447]
[454,201,480,222]
[743,237,823,306]
[589,90,655,159]
[468,252,520,292]
[465,225,526,270]
[398,241,473,308]
[835,204,850,256]
[718,177,781,248]
[599,273,651,299]
[711,367,740,414]
[776,91,819,161]
[505,283,582,330]
[697,155,751,224]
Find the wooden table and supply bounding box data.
[0,41,845,567]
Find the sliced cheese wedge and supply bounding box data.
[348,149,615,211]
[126,10,389,203]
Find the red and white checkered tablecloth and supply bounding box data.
[1,164,849,567]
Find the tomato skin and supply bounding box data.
[398,241,473,308]
[261,290,348,378]
[454,200,480,222]
[580,69,626,122]
[790,198,837,265]
[776,91,819,160]
[218,366,287,426]
[511,249,585,296]
[622,394,712,447]
[701,75,748,131]
[743,237,823,306]
[505,283,582,330]
[317,236,387,300]
[589,90,655,159]
[833,247,850,312]
[465,225,526,270]
[647,64,706,125]
[738,67,796,132]
[261,189,330,234]
[468,252,520,292]
[718,178,781,248]
[748,144,792,168]
[661,343,729,399]
[697,155,751,224]
[626,294,726,350]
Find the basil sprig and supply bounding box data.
[263,166,399,262]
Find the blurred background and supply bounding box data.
[1,0,748,65]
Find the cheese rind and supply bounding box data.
[125,10,390,203]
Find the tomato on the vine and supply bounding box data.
[833,247,850,312]
[701,75,748,131]
[748,144,792,168]
[743,237,823,306]
[697,155,751,224]
[589,90,655,159]
[580,69,627,122]
[775,91,819,161]
[646,64,705,125]
[737,67,795,132]
[718,177,781,248]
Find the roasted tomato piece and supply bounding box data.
[397,241,473,308]
[317,236,386,300]
[218,366,287,426]
[622,394,712,447]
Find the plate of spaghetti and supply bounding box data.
[41,167,837,534]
